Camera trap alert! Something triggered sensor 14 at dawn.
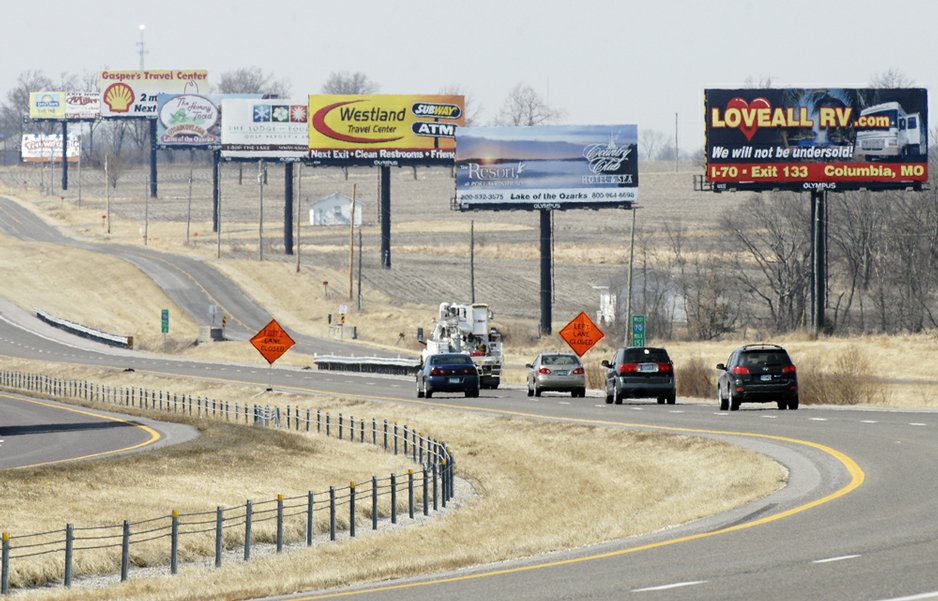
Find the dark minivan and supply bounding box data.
[602,347,676,405]
[716,343,798,410]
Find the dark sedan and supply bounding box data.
[417,353,480,398]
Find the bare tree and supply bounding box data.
[495,83,563,126]
[321,71,379,94]
[438,84,483,126]
[216,67,291,97]
[0,70,55,146]
[869,68,914,88]
[743,75,774,88]
[639,129,666,161]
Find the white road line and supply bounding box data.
[762,415,778,419]
[714,412,729,415]
[630,407,644,411]
[873,591,938,601]
[910,423,928,427]
[633,580,708,592]
[861,420,879,424]
[813,554,860,564]
[810,417,828,421]
[558,401,571,405]
[669,410,685,414]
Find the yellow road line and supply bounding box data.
[133,369,865,600]
[5,395,162,470]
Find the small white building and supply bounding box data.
[593,285,617,325]
[308,192,363,226]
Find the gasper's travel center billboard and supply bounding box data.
[705,88,928,191]
[454,125,638,211]
[99,70,208,118]
[308,94,464,166]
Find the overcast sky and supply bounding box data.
[6,0,938,151]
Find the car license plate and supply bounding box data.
[556,370,568,376]
[761,374,773,381]
[638,363,658,373]
[448,377,462,384]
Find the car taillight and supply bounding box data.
[618,363,639,374]
[431,368,444,376]
[538,367,552,375]
[732,365,750,375]
[572,367,585,375]
[658,362,673,373]
[782,365,796,374]
[464,367,475,375]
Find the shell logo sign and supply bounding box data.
[103,83,135,113]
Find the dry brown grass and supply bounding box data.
[1,358,785,600]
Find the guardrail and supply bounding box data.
[34,308,133,349]
[0,370,455,594]
[314,354,420,376]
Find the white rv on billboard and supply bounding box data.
[854,101,926,159]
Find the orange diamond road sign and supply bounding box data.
[250,319,296,365]
[559,311,605,357]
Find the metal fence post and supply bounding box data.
[317,409,321,433]
[394,424,398,455]
[408,470,414,519]
[286,405,291,430]
[423,469,429,516]
[277,495,284,553]
[372,418,377,445]
[244,500,252,562]
[372,476,378,530]
[433,462,439,511]
[412,429,417,462]
[339,413,344,440]
[306,491,314,546]
[215,507,223,568]
[441,460,448,508]
[349,483,356,538]
[329,487,336,541]
[326,413,331,437]
[383,420,388,450]
[403,425,409,456]
[120,520,130,582]
[360,420,365,443]
[419,434,424,464]
[171,511,179,575]
[64,524,73,588]
[1,532,8,595]
[391,474,398,524]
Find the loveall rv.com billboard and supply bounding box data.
[705,88,928,191]
[454,124,638,211]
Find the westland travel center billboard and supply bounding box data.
[308,94,464,166]
[454,124,638,210]
[705,88,928,191]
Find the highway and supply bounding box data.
[2,194,938,600]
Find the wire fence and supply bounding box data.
[0,370,456,594]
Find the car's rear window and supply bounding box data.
[740,350,790,367]
[623,348,670,362]
[430,354,472,365]
[542,355,579,366]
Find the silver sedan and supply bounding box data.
[526,353,587,398]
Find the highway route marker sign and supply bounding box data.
[250,319,296,365]
[559,311,605,357]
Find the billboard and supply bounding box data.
[454,125,638,211]
[21,133,80,162]
[99,70,208,118]
[64,92,101,120]
[158,93,262,147]
[220,98,309,160]
[28,92,65,120]
[705,88,928,191]
[308,94,464,166]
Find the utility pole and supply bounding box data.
[348,184,357,301]
[137,25,148,71]
[625,206,637,345]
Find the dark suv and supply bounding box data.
[716,344,798,410]
[602,347,676,405]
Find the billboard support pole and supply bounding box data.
[149,118,158,199]
[380,166,391,269]
[61,120,69,191]
[284,162,294,256]
[212,149,220,233]
[539,209,552,336]
[812,189,827,335]
[625,206,636,345]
